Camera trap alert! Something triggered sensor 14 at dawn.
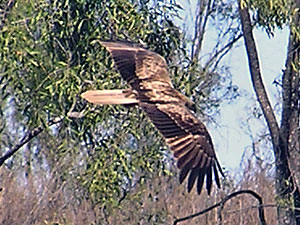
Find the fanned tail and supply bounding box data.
[81,89,139,105]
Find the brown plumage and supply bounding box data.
[81,41,224,195]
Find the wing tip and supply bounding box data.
[179,159,224,195]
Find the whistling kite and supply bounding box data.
[81,41,224,195]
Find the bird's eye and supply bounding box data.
[186,102,196,113]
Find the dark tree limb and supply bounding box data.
[280,1,300,223]
[0,117,62,167]
[238,1,300,224]
[173,190,267,225]
[280,0,300,194]
[238,1,279,146]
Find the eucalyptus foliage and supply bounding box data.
[241,0,298,36]
[0,0,238,217]
[0,0,189,208]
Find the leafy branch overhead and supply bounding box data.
[0,0,237,198]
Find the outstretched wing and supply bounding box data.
[100,41,173,90]
[141,103,224,195]
[93,41,224,194]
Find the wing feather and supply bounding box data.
[196,169,206,195]
[179,162,193,184]
[100,41,172,89]
[206,161,213,195]
[176,147,199,169]
[172,140,195,158]
[188,167,200,193]
[141,102,223,194]
[213,163,221,188]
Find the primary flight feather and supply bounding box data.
[81,41,224,195]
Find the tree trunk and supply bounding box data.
[280,1,300,223]
[237,1,300,224]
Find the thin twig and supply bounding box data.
[204,32,243,71]
[173,190,267,225]
[0,117,62,167]
[191,0,213,62]
[0,0,16,31]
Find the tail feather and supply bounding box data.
[81,89,139,105]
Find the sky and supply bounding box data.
[175,0,289,170]
[214,28,288,170]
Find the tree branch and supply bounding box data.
[280,0,300,192]
[0,117,62,167]
[173,190,267,225]
[0,0,16,32]
[191,0,213,62]
[237,1,280,147]
[238,1,300,223]
[279,0,300,220]
[204,32,243,71]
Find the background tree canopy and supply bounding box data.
[1,0,298,224]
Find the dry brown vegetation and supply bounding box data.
[0,155,277,225]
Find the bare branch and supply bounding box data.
[173,190,267,225]
[0,117,62,167]
[204,32,243,71]
[191,0,213,62]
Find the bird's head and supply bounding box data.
[185,99,197,113]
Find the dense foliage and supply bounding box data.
[0,0,242,224]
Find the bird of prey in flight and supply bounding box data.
[81,41,224,195]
